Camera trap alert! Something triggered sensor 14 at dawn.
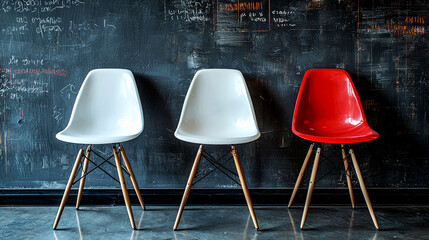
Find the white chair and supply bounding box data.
[53,69,146,230]
[173,69,260,230]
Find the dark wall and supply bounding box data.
[0,0,428,189]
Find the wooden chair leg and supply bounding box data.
[113,146,136,229]
[76,145,91,210]
[173,145,204,230]
[341,144,355,209]
[119,145,146,210]
[231,145,259,230]
[300,147,321,229]
[289,143,314,208]
[349,149,380,230]
[53,148,84,229]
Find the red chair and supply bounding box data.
[288,69,379,229]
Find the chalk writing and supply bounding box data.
[0,77,49,99]
[387,18,425,36]
[1,0,85,13]
[16,16,28,23]
[52,106,63,124]
[405,17,424,25]
[271,9,294,27]
[8,56,45,66]
[362,17,426,36]
[0,63,67,99]
[32,16,63,37]
[240,11,267,23]
[14,68,67,76]
[1,24,29,35]
[0,68,10,73]
[216,0,271,32]
[103,19,116,29]
[2,17,111,40]
[1,1,87,38]
[164,0,212,22]
[68,20,99,33]
[222,2,264,11]
[60,84,77,99]
[307,0,325,10]
[22,58,44,66]
[8,56,18,65]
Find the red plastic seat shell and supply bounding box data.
[292,69,379,144]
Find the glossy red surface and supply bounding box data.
[292,69,379,144]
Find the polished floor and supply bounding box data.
[1,205,428,240]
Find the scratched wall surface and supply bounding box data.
[0,0,428,189]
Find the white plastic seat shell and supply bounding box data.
[56,69,143,145]
[174,69,260,145]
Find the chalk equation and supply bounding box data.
[14,68,67,76]
[216,0,271,32]
[0,75,49,100]
[8,55,44,66]
[3,17,116,45]
[164,0,370,31]
[0,56,67,100]
[271,9,294,28]
[164,0,212,22]
[0,0,115,42]
[360,17,426,36]
[1,0,84,13]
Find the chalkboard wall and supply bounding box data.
[0,0,428,190]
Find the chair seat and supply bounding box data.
[174,69,260,145]
[56,130,140,144]
[174,130,260,145]
[292,123,379,144]
[292,69,379,144]
[55,69,143,145]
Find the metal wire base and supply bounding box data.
[192,147,241,186]
[72,144,130,185]
[310,143,355,185]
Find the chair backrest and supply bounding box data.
[64,69,143,136]
[175,69,259,142]
[293,69,368,132]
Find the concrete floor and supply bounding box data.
[1,205,428,240]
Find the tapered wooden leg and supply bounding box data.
[231,145,259,230]
[119,145,146,210]
[113,146,136,229]
[173,145,204,230]
[300,147,321,229]
[341,144,355,209]
[349,149,379,230]
[76,145,91,210]
[53,148,84,229]
[289,143,314,208]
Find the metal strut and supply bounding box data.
[341,144,353,178]
[311,143,355,185]
[194,150,230,178]
[192,148,241,186]
[72,144,131,185]
[91,147,130,175]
